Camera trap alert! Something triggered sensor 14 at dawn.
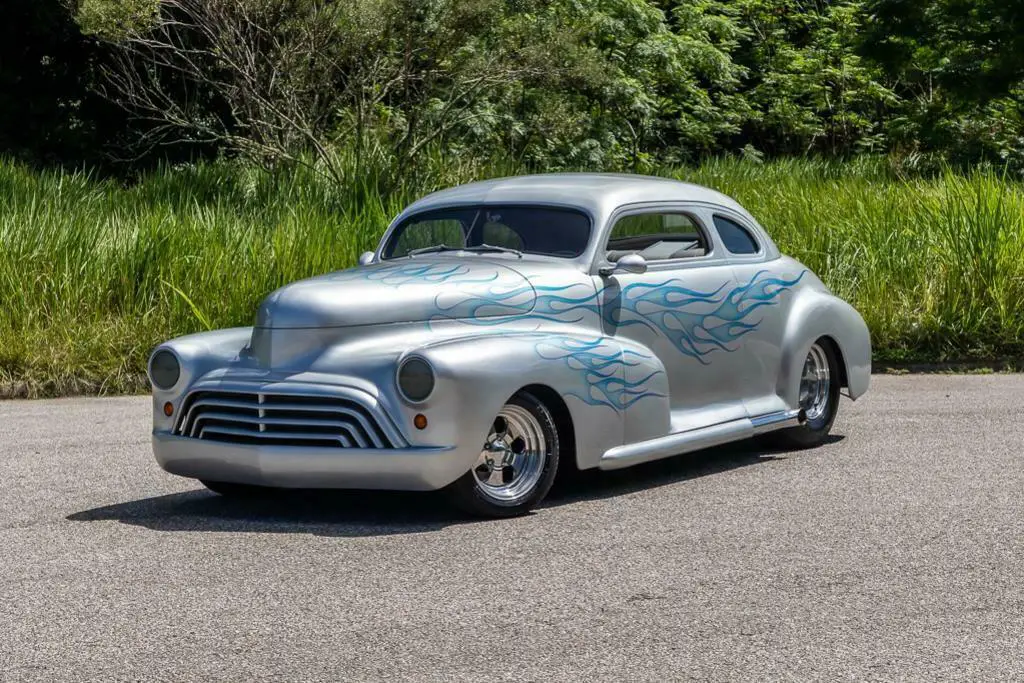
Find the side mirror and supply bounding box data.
[599,252,648,277]
[357,251,375,266]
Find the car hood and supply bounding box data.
[256,258,538,329]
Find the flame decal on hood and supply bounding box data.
[431,282,599,326]
[332,262,501,286]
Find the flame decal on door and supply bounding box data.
[610,270,806,364]
[535,337,663,410]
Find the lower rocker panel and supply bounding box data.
[598,409,804,470]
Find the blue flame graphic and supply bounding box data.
[433,282,536,321]
[431,281,600,326]
[332,262,805,409]
[610,270,806,364]
[332,262,500,287]
[438,269,805,365]
[535,337,664,409]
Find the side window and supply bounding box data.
[713,215,760,255]
[606,212,709,262]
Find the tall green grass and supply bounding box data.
[2,156,1023,396]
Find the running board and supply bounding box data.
[598,408,805,470]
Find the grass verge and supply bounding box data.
[2,156,1023,397]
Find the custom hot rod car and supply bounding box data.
[148,174,871,517]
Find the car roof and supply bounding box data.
[401,173,748,219]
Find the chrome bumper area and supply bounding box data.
[153,432,471,491]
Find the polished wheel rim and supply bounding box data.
[799,342,831,424]
[473,404,547,503]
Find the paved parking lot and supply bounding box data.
[2,374,1023,681]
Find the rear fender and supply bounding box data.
[779,290,871,407]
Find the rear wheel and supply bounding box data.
[446,391,560,518]
[774,340,841,449]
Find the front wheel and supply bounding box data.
[773,339,841,449]
[445,391,560,518]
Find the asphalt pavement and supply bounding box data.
[1,375,1023,681]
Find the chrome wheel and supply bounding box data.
[799,342,831,424]
[473,403,548,504]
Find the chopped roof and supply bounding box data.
[401,173,748,221]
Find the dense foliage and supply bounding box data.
[3,0,1024,393]
[4,0,1024,174]
[3,156,1024,396]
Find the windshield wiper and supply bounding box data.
[460,244,523,258]
[407,244,462,257]
[407,243,522,258]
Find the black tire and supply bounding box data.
[773,339,842,449]
[200,480,275,498]
[445,391,560,518]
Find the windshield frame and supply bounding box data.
[378,202,595,261]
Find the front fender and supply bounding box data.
[779,290,871,407]
[406,331,662,471]
[149,327,255,431]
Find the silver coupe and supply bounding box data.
[148,174,871,517]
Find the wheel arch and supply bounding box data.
[818,335,849,388]
[411,331,628,473]
[778,290,871,406]
[517,383,578,474]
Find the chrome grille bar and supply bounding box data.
[198,424,356,449]
[173,386,402,449]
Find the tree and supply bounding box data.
[74,0,561,181]
[863,0,1024,168]
[724,0,893,156]
[865,0,1024,103]
[77,0,359,179]
[0,0,123,166]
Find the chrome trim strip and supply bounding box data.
[750,408,804,433]
[599,408,803,470]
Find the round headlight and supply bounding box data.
[149,349,181,390]
[397,357,434,403]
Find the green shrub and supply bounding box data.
[2,156,1023,396]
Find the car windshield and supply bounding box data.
[382,205,592,260]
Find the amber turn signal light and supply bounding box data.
[163,402,174,417]
[413,414,428,430]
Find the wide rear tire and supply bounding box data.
[773,339,841,449]
[445,391,560,518]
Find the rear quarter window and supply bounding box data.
[713,215,760,255]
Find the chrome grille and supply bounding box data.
[174,389,402,449]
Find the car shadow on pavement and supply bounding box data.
[543,434,843,508]
[67,488,458,537]
[66,435,843,537]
